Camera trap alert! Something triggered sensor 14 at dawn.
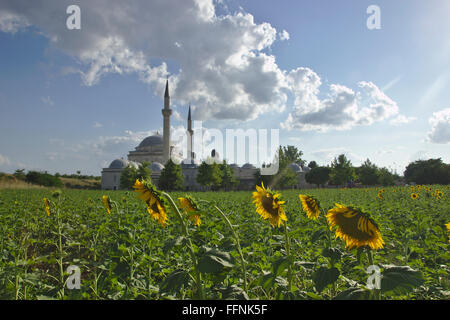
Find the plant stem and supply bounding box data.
[209,202,248,294]
[284,221,293,292]
[162,192,205,300]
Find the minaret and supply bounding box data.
[187,104,194,161]
[162,78,172,164]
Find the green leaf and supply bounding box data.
[322,247,342,262]
[198,248,234,273]
[162,236,186,254]
[311,229,327,243]
[312,266,340,293]
[380,264,424,294]
[258,272,276,291]
[159,269,190,294]
[272,256,292,276]
[334,287,371,300]
[221,285,249,300]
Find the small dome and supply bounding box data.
[289,163,302,173]
[109,158,129,169]
[138,134,163,148]
[229,163,239,168]
[149,162,165,172]
[241,163,256,169]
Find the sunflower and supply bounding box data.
[252,182,287,228]
[410,193,419,200]
[102,195,111,214]
[377,192,383,200]
[299,194,321,220]
[43,198,51,216]
[326,203,384,250]
[146,196,168,227]
[446,223,450,243]
[434,190,444,199]
[178,196,202,226]
[134,179,168,227]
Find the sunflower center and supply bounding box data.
[261,194,279,216]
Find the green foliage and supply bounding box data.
[219,161,238,191]
[195,161,222,190]
[0,184,447,300]
[380,265,424,295]
[159,159,184,191]
[274,167,298,189]
[357,159,379,185]
[305,166,331,187]
[13,169,26,181]
[119,165,138,190]
[25,171,63,187]
[136,161,152,181]
[308,161,318,169]
[278,145,305,169]
[404,158,450,185]
[312,266,340,293]
[377,167,395,186]
[329,154,355,186]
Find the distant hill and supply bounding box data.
[0,172,101,190]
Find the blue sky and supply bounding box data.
[0,0,449,175]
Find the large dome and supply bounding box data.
[109,158,129,169]
[138,134,163,148]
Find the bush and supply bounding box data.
[25,171,63,187]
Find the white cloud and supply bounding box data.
[0,10,28,33]
[282,79,401,132]
[0,0,286,121]
[0,0,404,129]
[279,29,289,41]
[427,108,450,144]
[390,115,416,126]
[93,121,103,128]
[309,147,363,166]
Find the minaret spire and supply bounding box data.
[162,77,172,164]
[187,104,194,161]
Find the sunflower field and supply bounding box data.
[0,183,448,300]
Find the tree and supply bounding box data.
[136,161,152,181]
[278,145,305,169]
[329,154,355,186]
[219,161,238,190]
[196,161,222,190]
[377,167,395,186]
[274,167,298,189]
[25,171,62,187]
[120,165,138,190]
[357,159,379,185]
[305,166,331,188]
[159,159,184,191]
[308,161,318,169]
[13,169,26,181]
[404,158,450,185]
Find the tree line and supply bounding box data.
[119,146,449,191]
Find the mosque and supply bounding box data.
[101,80,312,190]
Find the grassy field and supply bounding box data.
[0,185,448,300]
